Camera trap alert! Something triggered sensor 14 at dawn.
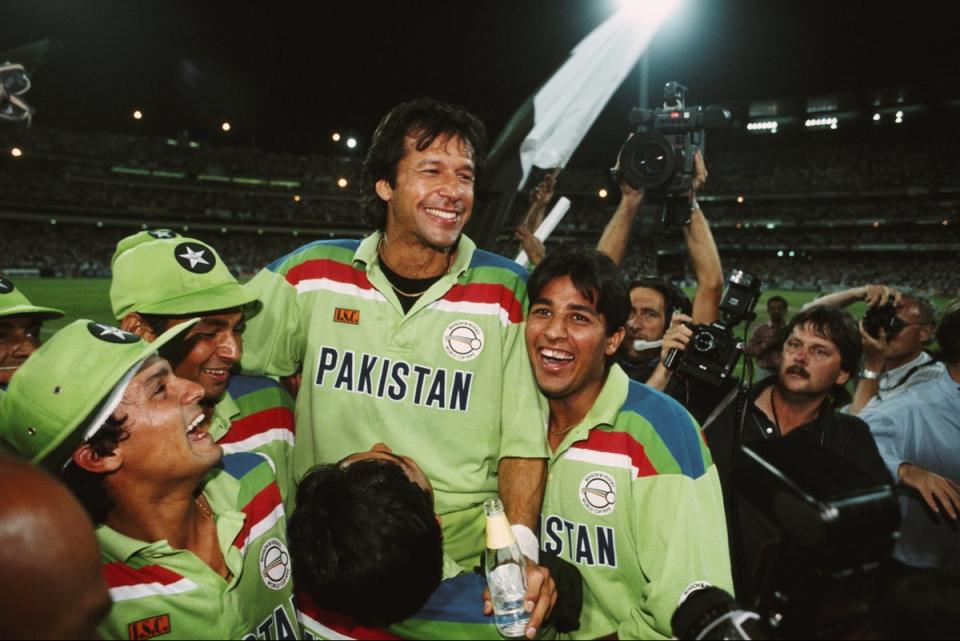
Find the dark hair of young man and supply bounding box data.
[360,97,489,230]
[779,305,863,376]
[768,295,788,308]
[936,300,960,365]
[529,249,630,336]
[288,460,444,628]
[60,417,128,524]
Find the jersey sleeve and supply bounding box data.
[497,282,549,461]
[242,266,307,377]
[618,425,734,639]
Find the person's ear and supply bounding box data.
[375,179,394,204]
[71,442,123,475]
[121,313,158,341]
[606,327,626,357]
[835,369,851,387]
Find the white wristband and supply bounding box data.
[511,524,540,564]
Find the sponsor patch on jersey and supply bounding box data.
[443,320,484,362]
[580,471,617,515]
[173,242,216,274]
[259,538,291,590]
[333,307,360,325]
[0,277,13,294]
[127,614,171,640]
[87,322,141,344]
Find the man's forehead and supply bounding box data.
[404,131,474,161]
[791,323,837,348]
[0,315,42,330]
[630,287,665,309]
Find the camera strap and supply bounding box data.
[883,357,940,394]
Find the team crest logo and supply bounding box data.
[259,538,291,590]
[580,471,617,515]
[174,242,216,274]
[443,320,484,362]
[148,229,178,239]
[87,322,141,344]
[0,277,13,294]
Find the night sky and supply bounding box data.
[2,0,957,166]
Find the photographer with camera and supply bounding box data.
[803,285,942,415]
[701,305,892,604]
[860,299,960,571]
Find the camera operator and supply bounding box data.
[860,299,960,571]
[599,151,731,423]
[803,285,942,415]
[701,305,892,603]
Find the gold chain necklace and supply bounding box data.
[377,238,453,298]
[195,495,215,520]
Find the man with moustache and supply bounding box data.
[701,305,892,602]
[241,98,548,569]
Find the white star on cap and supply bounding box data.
[97,325,130,340]
[179,246,210,269]
[153,230,174,238]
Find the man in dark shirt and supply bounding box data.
[702,305,893,604]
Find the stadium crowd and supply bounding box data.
[2,96,959,641]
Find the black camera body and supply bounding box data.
[664,270,762,386]
[614,82,731,224]
[862,302,903,339]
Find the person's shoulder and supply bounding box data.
[220,451,278,485]
[607,380,710,480]
[465,249,529,286]
[264,238,362,276]
[227,374,290,400]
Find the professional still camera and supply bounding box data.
[612,81,731,225]
[862,301,904,339]
[663,269,762,386]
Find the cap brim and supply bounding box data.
[0,304,65,320]
[125,282,260,319]
[37,318,200,470]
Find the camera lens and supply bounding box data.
[618,133,675,190]
[693,331,717,353]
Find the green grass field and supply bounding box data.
[17,278,953,342]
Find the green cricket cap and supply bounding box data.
[0,318,198,471]
[110,234,259,320]
[0,277,64,320]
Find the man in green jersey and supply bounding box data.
[525,249,733,639]
[242,98,548,568]
[0,276,63,397]
[110,230,297,504]
[0,320,301,640]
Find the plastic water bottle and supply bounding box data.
[483,497,530,638]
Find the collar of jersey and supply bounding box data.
[208,389,240,442]
[550,364,630,458]
[354,231,477,280]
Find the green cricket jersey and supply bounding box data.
[213,375,297,509]
[97,452,300,640]
[241,232,547,563]
[541,365,733,640]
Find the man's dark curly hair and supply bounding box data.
[360,97,488,231]
[288,459,444,627]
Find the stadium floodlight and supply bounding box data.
[873,113,881,121]
[50,219,57,225]
[346,137,358,149]
[221,122,231,132]
[332,132,342,142]
[10,147,22,157]
[766,223,776,230]
[777,251,784,257]
[737,195,745,204]
[598,188,608,199]
[618,0,683,25]
[293,194,301,202]
[804,116,838,129]
[133,109,143,120]
[747,120,779,134]
[337,177,349,188]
